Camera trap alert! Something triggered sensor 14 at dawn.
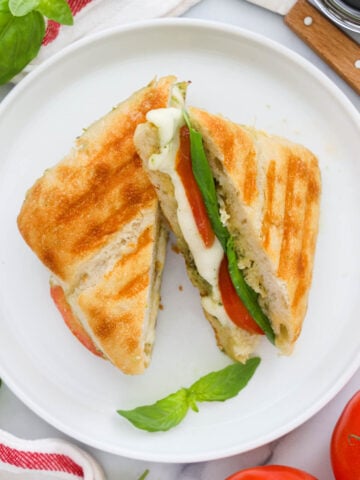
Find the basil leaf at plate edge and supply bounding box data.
[117,388,189,432]
[0,9,45,84]
[189,357,261,402]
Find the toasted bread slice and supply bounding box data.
[135,106,321,361]
[17,76,177,374]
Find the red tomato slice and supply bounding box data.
[331,390,360,480]
[176,126,215,248]
[50,284,103,357]
[226,465,318,480]
[219,256,264,335]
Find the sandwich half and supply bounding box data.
[17,76,178,375]
[134,103,321,362]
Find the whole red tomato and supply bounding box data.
[226,465,318,479]
[331,390,360,480]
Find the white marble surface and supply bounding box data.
[0,1,359,479]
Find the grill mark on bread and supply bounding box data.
[55,153,150,225]
[78,228,153,343]
[93,314,117,340]
[72,185,155,255]
[292,163,320,312]
[41,249,58,274]
[110,228,153,300]
[242,148,258,205]
[92,312,140,354]
[261,160,276,249]
[17,77,173,284]
[114,270,150,300]
[278,153,304,279]
[278,153,313,289]
[109,225,152,272]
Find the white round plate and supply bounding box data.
[0,19,359,463]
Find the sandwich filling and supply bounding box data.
[146,106,275,342]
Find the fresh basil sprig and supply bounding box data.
[183,110,275,343]
[117,358,260,432]
[0,0,73,85]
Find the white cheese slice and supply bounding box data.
[146,107,238,329]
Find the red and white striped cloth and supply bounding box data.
[0,429,104,479]
[13,0,201,82]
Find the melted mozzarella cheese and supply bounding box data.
[146,107,236,328]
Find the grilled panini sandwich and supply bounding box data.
[17,76,179,375]
[134,104,321,362]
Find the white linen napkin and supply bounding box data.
[13,0,202,81]
[0,428,104,479]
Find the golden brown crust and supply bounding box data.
[17,76,176,374]
[77,223,159,374]
[189,107,321,352]
[17,76,176,286]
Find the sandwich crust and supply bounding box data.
[17,76,176,374]
[18,76,176,288]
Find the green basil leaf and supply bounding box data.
[0,0,10,12]
[227,238,275,344]
[189,357,260,402]
[117,388,190,432]
[9,0,39,16]
[37,0,73,25]
[118,360,262,432]
[0,10,45,84]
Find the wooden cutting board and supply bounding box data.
[284,0,360,94]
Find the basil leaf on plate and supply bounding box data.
[37,0,73,25]
[117,359,260,432]
[189,357,261,402]
[0,9,45,84]
[117,388,190,432]
[8,0,39,16]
